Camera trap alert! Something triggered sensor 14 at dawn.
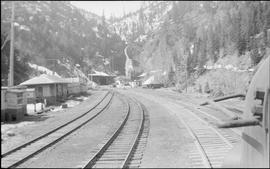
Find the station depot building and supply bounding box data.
[19,74,69,106]
[1,74,89,122]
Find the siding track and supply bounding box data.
[1,91,113,168]
[173,100,241,168]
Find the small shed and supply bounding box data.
[20,74,69,105]
[1,86,27,122]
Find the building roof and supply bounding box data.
[138,72,147,77]
[142,76,155,85]
[142,74,163,85]
[20,74,68,86]
[88,70,110,77]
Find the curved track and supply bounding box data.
[1,91,113,168]
[82,94,147,168]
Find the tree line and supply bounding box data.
[168,1,270,76]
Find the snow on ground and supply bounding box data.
[26,96,88,116]
[1,121,35,141]
[28,63,61,77]
[1,122,35,135]
[50,95,89,112]
[203,64,254,72]
[2,95,90,141]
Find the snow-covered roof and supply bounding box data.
[142,76,155,85]
[20,74,68,86]
[88,70,110,77]
[138,72,147,77]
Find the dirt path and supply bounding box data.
[117,88,244,168]
[17,93,125,168]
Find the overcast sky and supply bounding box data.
[70,1,142,19]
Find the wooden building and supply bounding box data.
[1,86,27,122]
[88,70,115,85]
[64,77,87,95]
[20,74,69,105]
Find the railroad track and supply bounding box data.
[1,91,114,168]
[173,100,241,168]
[158,92,242,136]
[175,100,242,138]
[127,102,150,168]
[81,94,147,168]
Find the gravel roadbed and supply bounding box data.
[1,90,108,153]
[146,88,245,120]
[18,94,126,168]
[118,89,195,168]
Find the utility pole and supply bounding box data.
[185,67,188,93]
[8,1,15,87]
[185,53,188,93]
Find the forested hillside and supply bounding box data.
[110,1,270,94]
[1,1,269,94]
[1,1,126,85]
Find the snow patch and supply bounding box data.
[28,63,61,77]
[142,76,154,85]
[203,64,254,72]
[19,25,31,31]
[92,27,98,32]
[14,22,31,31]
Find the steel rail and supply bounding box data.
[175,99,242,137]
[83,93,145,168]
[173,101,240,168]
[2,91,111,158]
[83,94,131,168]
[122,97,145,168]
[2,91,114,168]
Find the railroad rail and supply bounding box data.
[173,100,241,168]
[82,94,147,168]
[126,102,150,168]
[175,99,242,138]
[1,91,114,168]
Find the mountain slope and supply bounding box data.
[111,1,270,93]
[1,1,126,85]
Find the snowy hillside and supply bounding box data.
[28,63,61,77]
[1,1,126,85]
[110,1,173,42]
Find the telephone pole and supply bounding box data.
[8,1,15,87]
